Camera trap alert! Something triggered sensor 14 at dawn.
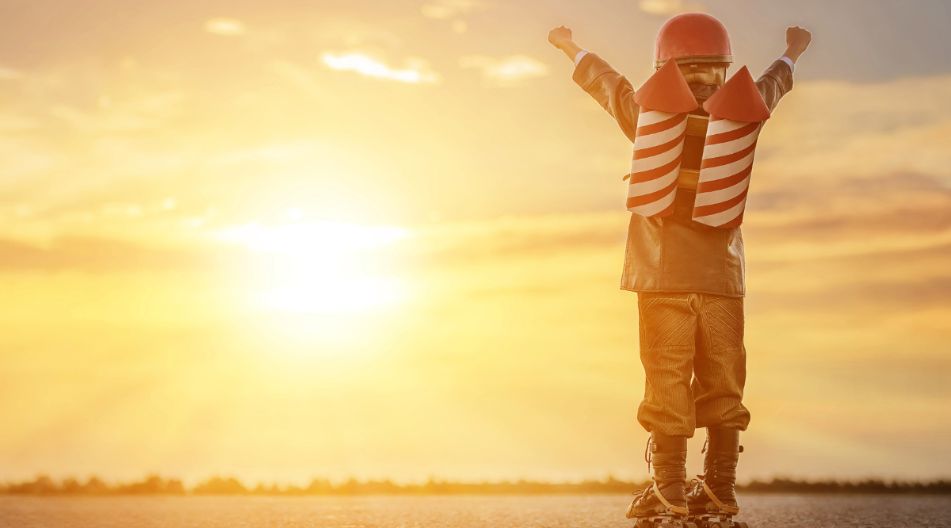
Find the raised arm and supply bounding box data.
[757,26,811,112]
[548,26,639,142]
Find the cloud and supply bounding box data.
[752,74,951,188]
[0,114,39,132]
[459,54,549,84]
[269,60,323,94]
[321,52,439,84]
[407,211,625,267]
[0,235,232,273]
[421,0,484,34]
[420,0,483,20]
[204,18,246,36]
[313,19,404,49]
[46,91,186,134]
[638,0,706,16]
[0,66,22,80]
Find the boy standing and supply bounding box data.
[548,13,811,526]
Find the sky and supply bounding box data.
[0,0,950,485]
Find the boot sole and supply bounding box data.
[687,514,749,528]
[633,517,699,528]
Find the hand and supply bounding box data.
[548,25,573,50]
[785,26,811,61]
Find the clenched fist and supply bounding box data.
[785,26,812,61]
[548,25,573,50]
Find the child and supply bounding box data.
[548,12,811,526]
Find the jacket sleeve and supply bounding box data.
[756,59,794,113]
[571,52,639,143]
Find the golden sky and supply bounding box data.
[1,0,950,485]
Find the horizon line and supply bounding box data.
[3,474,950,496]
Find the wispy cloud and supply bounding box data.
[0,235,227,272]
[751,76,951,189]
[314,19,404,48]
[0,66,22,80]
[0,114,39,132]
[459,54,549,85]
[269,60,323,94]
[638,0,706,16]
[46,91,185,134]
[204,18,246,36]
[420,0,483,19]
[421,0,484,33]
[322,52,439,84]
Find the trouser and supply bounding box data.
[636,291,750,437]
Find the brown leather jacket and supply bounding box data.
[573,53,794,297]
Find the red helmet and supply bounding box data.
[654,12,733,68]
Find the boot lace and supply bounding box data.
[632,435,655,501]
[644,434,653,473]
[688,435,709,494]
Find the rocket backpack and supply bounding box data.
[626,59,698,218]
[624,60,771,228]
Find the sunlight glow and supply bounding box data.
[260,276,403,315]
[217,220,410,316]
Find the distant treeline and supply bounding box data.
[2,475,950,496]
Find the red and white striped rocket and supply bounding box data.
[692,66,771,228]
[628,59,699,218]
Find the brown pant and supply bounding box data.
[636,292,751,436]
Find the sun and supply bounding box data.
[217,218,410,316]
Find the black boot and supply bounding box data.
[687,427,742,517]
[626,433,689,521]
